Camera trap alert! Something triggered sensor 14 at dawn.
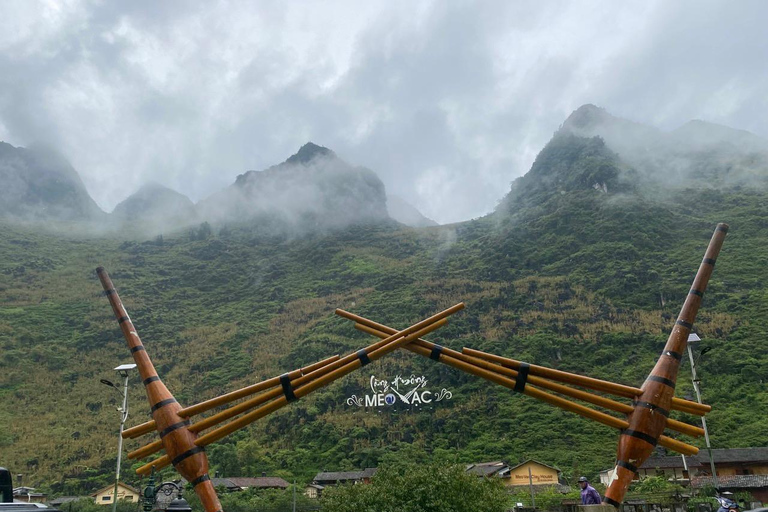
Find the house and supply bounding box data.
[467,460,570,492]
[312,468,377,486]
[91,483,141,505]
[600,447,768,500]
[507,460,565,489]
[12,487,46,503]
[304,483,324,499]
[636,447,768,480]
[691,475,768,504]
[48,497,90,507]
[466,461,511,479]
[209,476,290,492]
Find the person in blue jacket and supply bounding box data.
[579,476,602,505]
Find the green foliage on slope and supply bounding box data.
[1,136,767,499]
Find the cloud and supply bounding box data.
[0,0,766,223]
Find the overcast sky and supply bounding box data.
[1,1,766,223]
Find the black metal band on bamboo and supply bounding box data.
[171,446,205,466]
[118,316,130,324]
[514,363,530,393]
[647,375,676,388]
[357,350,371,366]
[430,345,443,361]
[104,289,116,296]
[617,460,638,473]
[621,429,658,446]
[143,376,160,386]
[604,497,621,508]
[663,350,683,362]
[150,398,177,413]
[676,319,693,329]
[689,289,704,297]
[191,474,210,487]
[632,401,670,417]
[159,420,191,438]
[280,373,297,403]
[703,258,716,266]
[130,345,145,353]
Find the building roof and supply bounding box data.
[313,468,377,483]
[706,448,768,464]
[210,478,240,491]
[305,484,324,490]
[48,497,88,506]
[640,456,703,470]
[639,447,768,470]
[90,483,140,496]
[692,475,768,489]
[466,461,509,477]
[508,459,562,474]
[228,477,289,489]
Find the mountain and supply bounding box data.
[0,142,104,221]
[557,104,768,190]
[387,195,439,227]
[198,142,390,231]
[111,182,197,232]
[1,110,767,498]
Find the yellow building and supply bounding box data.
[508,460,562,488]
[91,483,141,505]
[466,460,564,489]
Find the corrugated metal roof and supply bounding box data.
[692,475,768,489]
[313,468,377,483]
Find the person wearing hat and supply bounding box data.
[579,476,602,505]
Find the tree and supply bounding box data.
[321,462,510,512]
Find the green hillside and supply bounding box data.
[1,135,767,498]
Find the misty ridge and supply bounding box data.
[2,105,768,239]
[557,104,768,192]
[496,104,768,218]
[0,141,437,238]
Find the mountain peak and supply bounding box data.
[285,142,335,165]
[562,104,613,131]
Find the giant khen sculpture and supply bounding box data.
[97,223,726,511]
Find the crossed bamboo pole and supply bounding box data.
[117,301,463,476]
[337,310,704,455]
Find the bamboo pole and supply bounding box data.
[461,348,711,416]
[129,322,449,461]
[122,354,341,439]
[352,322,704,439]
[404,341,698,456]
[133,306,462,474]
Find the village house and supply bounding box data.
[599,447,768,503]
[91,483,141,505]
[466,460,570,492]
[208,475,290,492]
[11,487,46,503]
[311,468,377,487]
[303,483,324,499]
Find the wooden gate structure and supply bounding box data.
[97,223,728,511]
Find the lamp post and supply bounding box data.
[101,363,137,512]
[686,333,718,489]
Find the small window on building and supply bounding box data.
[102,496,111,501]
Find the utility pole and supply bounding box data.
[687,334,718,489]
[101,363,136,512]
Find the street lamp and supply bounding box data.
[686,333,718,489]
[101,363,137,512]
